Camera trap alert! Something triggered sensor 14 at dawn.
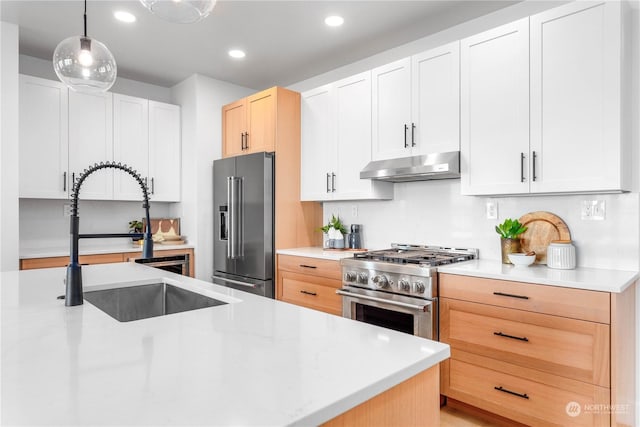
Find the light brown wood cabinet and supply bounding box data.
[276,254,342,316]
[222,87,278,157]
[439,273,636,427]
[20,247,195,278]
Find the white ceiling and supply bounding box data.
[1,0,518,90]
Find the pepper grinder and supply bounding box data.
[349,224,362,249]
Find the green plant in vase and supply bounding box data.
[128,219,144,242]
[320,214,348,249]
[495,218,527,264]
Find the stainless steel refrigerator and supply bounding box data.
[212,152,275,298]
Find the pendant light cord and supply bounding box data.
[83,0,87,37]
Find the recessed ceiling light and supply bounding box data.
[228,49,246,59]
[325,15,344,27]
[114,11,136,23]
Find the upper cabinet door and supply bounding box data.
[530,1,627,193]
[371,57,412,160]
[19,75,69,199]
[333,71,376,198]
[222,99,246,158]
[113,94,148,201]
[68,91,113,200]
[149,101,181,202]
[246,87,276,154]
[411,42,460,156]
[460,18,530,196]
[300,85,334,201]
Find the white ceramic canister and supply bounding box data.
[546,240,576,269]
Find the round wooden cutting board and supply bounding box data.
[518,211,571,264]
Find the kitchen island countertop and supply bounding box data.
[437,259,638,293]
[1,262,449,426]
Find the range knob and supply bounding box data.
[343,272,356,282]
[413,281,426,294]
[357,273,369,284]
[399,279,411,292]
[372,275,389,289]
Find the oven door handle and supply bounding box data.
[336,289,431,312]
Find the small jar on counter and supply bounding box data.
[546,240,576,269]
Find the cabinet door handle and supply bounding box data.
[300,290,317,296]
[520,153,525,182]
[532,151,537,182]
[494,331,529,342]
[151,177,155,195]
[299,264,317,269]
[326,173,331,193]
[72,172,76,189]
[404,124,408,148]
[411,123,416,147]
[63,172,67,192]
[494,386,529,399]
[493,291,529,300]
[244,132,249,150]
[331,173,336,192]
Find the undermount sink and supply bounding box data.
[84,282,227,322]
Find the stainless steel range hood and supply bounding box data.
[360,151,460,182]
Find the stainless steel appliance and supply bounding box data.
[212,152,274,298]
[338,244,477,340]
[359,151,460,182]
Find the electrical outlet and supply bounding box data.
[485,200,498,219]
[351,205,358,217]
[63,203,72,217]
[581,200,605,220]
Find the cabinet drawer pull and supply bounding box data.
[494,386,529,399]
[494,331,529,342]
[300,290,317,296]
[493,291,529,300]
[520,152,525,182]
[299,264,317,269]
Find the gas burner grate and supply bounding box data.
[353,247,476,267]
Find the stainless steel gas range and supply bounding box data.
[338,244,478,340]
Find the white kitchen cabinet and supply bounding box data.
[529,0,629,193]
[411,42,460,156]
[18,75,69,199]
[372,43,460,162]
[148,101,181,202]
[460,19,530,196]
[371,58,412,161]
[301,72,392,201]
[113,94,149,200]
[68,90,114,200]
[462,1,629,196]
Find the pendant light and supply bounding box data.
[53,0,117,93]
[139,0,216,24]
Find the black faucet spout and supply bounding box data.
[65,162,154,307]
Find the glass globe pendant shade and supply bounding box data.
[53,35,117,93]
[139,0,216,24]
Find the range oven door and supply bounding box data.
[337,287,436,340]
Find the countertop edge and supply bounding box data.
[276,247,358,261]
[20,244,195,259]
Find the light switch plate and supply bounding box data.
[351,205,358,217]
[581,200,605,220]
[485,200,498,219]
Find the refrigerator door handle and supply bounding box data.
[227,176,243,259]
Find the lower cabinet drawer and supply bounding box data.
[446,357,610,427]
[277,255,341,280]
[280,271,342,315]
[441,298,610,387]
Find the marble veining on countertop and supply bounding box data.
[1,262,449,426]
[19,243,195,259]
[437,259,638,293]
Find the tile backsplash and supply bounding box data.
[323,180,639,271]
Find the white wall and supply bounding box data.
[171,74,253,281]
[19,54,172,103]
[0,21,20,271]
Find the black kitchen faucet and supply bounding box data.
[65,162,153,306]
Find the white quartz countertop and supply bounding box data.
[1,263,449,426]
[276,247,363,261]
[20,243,194,259]
[437,259,639,293]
